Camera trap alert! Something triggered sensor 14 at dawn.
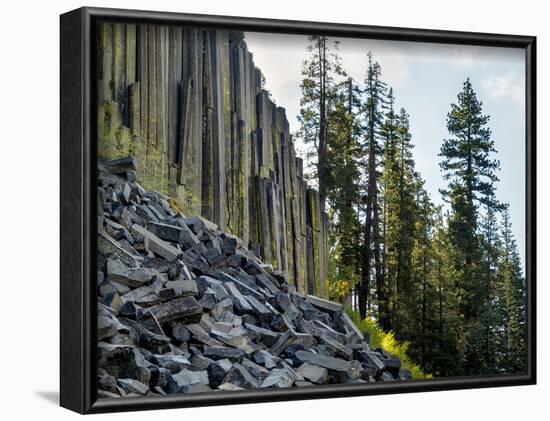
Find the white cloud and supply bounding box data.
[481,71,525,104]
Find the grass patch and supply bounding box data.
[345,306,431,380]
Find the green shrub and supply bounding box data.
[344,306,431,380]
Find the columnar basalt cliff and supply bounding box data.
[98,23,328,298]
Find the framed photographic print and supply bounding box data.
[60,7,536,414]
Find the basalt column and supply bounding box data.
[97,23,329,298]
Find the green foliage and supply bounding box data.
[304,54,527,378]
[357,52,389,323]
[345,306,431,380]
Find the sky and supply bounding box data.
[244,31,526,268]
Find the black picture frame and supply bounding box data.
[60,6,537,414]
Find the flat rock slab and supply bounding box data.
[173,369,209,389]
[131,224,182,262]
[146,296,202,324]
[107,258,155,288]
[293,350,351,372]
[203,345,246,362]
[297,363,328,384]
[260,368,295,388]
[223,363,260,389]
[337,311,364,341]
[223,282,253,313]
[159,279,198,301]
[306,295,343,313]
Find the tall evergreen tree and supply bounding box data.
[439,78,500,324]
[326,77,362,302]
[381,103,417,333]
[495,207,527,373]
[430,209,462,376]
[297,36,346,212]
[359,52,388,324]
[476,196,502,373]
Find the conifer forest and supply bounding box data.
[96,24,527,388]
[295,37,526,377]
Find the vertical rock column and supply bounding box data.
[97,23,330,298]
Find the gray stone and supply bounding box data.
[171,323,191,343]
[318,333,353,359]
[199,289,217,310]
[131,224,183,262]
[335,311,364,341]
[120,318,171,353]
[223,363,260,389]
[211,298,234,320]
[260,368,295,388]
[173,369,209,389]
[276,293,300,321]
[255,273,280,295]
[116,378,149,395]
[98,313,128,340]
[244,295,273,321]
[146,296,202,325]
[356,350,385,372]
[253,350,280,369]
[203,346,245,362]
[102,156,138,174]
[158,279,198,301]
[97,343,151,385]
[297,363,328,384]
[217,382,244,391]
[184,216,218,233]
[151,355,191,373]
[241,358,269,380]
[106,258,155,288]
[146,221,185,244]
[293,350,351,374]
[220,233,242,254]
[245,323,280,347]
[207,359,233,388]
[306,295,343,313]
[269,330,314,356]
[149,367,179,394]
[223,282,253,313]
[186,323,224,347]
[383,356,401,376]
[220,272,264,300]
[100,291,124,313]
[121,286,160,307]
[211,329,256,354]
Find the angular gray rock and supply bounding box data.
[223,364,260,389]
[297,363,328,384]
[146,296,202,325]
[96,157,405,397]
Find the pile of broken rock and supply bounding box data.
[97,157,411,399]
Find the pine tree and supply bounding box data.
[495,207,527,373]
[409,176,435,369]
[380,102,417,333]
[326,77,362,303]
[430,209,462,376]
[297,36,346,212]
[476,196,502,373]
[359,52,388,324]
[439,78,500,324]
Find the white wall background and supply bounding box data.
[0,0,545,418]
